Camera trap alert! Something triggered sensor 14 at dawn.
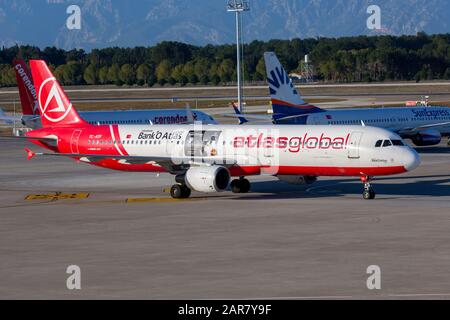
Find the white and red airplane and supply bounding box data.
[20,60,420,200]
[263,52,450,146]
[4,58,217,129]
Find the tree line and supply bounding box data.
[0,33,449,87]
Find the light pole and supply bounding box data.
[227,0,249,113]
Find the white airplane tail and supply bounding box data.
[264,52,324,120]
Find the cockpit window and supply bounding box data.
[391,140,405,146]
[383,140,392,147]
[375,140,383,148]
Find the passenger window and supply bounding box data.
[375,140,383,148]
[383,140,392,147]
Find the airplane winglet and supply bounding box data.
[25,148,36,161]
[231,102,249,125]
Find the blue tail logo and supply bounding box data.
[267,66,300,98]
[264,52,324,122]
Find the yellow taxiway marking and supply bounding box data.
[25,193,90,201]
[126,198,195,203]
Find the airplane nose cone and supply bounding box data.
[403,148,421,172]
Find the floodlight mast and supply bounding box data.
[227,0,249,113]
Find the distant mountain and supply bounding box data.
[0,0,449,50]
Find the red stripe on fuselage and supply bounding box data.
[261,166,407,176]
[112,125,129,156]
[87,161,407,177]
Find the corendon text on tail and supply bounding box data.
[22,60,421,200]
[10,58,217,129]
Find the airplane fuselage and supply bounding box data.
[22,109,217,129]
[27,124,420,177]
[303,107,450,136]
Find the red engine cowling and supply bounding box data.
[411,130,442,146]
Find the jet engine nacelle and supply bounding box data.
[277,175,318,185]
[185,166,231,193]
[411,129,442,146]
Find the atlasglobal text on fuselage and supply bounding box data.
[22,60,420,200]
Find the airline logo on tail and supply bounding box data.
[30,60,86,127]
[13,58,39,115]
[39,77,73,123]
[264,52,324,120]
[264,52,306,106]
[267,65,298,97]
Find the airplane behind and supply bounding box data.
[263,52,450,147]
[230,102,249,125]
[6,58,217,129]
[0,108,15,125]
[17,60,421,200]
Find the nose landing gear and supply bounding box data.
[231,177,251,194]
[361,176,376,200]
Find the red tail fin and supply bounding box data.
[29,60,87,128]
[13,58,39,116]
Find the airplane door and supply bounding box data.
[348,131,363,159]
[184,130,204,157]
[202,131,222,157]
[70,129,82,154]
[184,130,222,158]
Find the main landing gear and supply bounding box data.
[361,176,376,200]
[230,178,251,194]
[170,184,192,199]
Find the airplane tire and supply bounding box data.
[240,179,251,193]
[231,179,251,194]
[170,185,183,199]
[230,180,242,194]
[171,184,191,199]
[181,186,192,198]
[363,189,376,200]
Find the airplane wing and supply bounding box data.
[24,148,243,173]
[223,102,275,123]
[398,121,450,135]
[0,116,18,124]
[0,108,20,124]
[275,114,310,122]
[223,113,273,121]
